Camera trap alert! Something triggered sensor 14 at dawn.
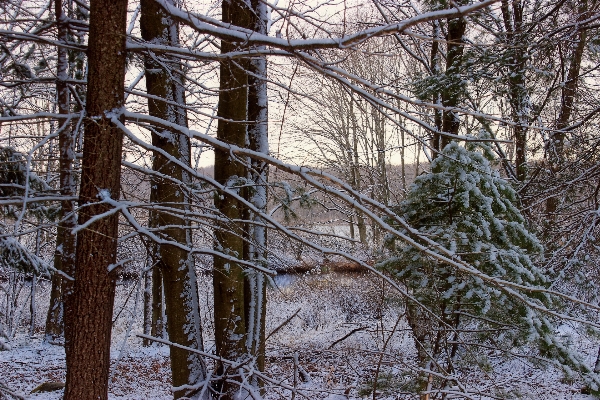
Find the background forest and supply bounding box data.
[1,0,600,399]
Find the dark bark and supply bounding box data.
[142,244,164,346]
[440,14,467,152]
[213,0,253,397]
[143,183,165,346]
[140,0,207,397]
[45,225,64,341]
[63,0,128,398]
[502,0,528,181]
[45,0,77,345]
[430,20,444,156]
[151,262,164,337]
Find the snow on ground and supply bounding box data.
[0,337,171,400]
[0,272,598,399]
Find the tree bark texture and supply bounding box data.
[140,0,207,397]
[63,0,127,399]
[45,0,77,345]
[214,0,253,397]
[244,0,269,378]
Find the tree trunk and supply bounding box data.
[430,20,443,156]
[501,0,529,182]
[440,13,467,151]
[511,60,528,182]
[151,262,165,337]
[45,0,77,345]
[142,252,153,345]
[350,96,367,243]
[406,302,436,400]
[244,0,269,380]
[546,0,587,215]
[30,229,41,337]
[140,0,207,397]
[63,0,128,398]
[401,124,407,191]
[142,242,164,345]
[213,0,255,397]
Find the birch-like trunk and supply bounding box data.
[140,0,207,397]
[64,0,128,398]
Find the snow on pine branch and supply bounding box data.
[0,235,48,276]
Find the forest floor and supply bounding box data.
[0,271,597,399]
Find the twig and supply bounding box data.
[266,308,300,341]
[373,313,404,399]
[328,326,369,349]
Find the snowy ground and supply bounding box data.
[0,272,597,399]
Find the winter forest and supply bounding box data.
[2,0,600,398]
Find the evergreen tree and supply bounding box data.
[380,140,598,397]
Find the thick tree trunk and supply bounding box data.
[213,0,254,397]
[406,302,437,400]
[45,0,77,345]
[143,183,165,345]
[140,0,207,397]
[63,0,128,399]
